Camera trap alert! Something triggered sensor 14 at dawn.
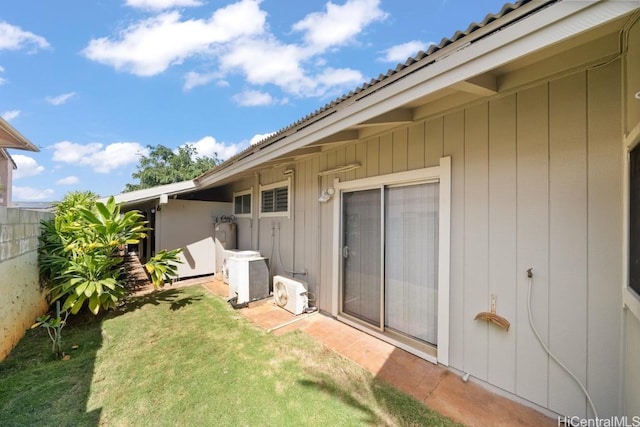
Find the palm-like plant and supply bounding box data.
[145,249,183,289]
[39,192,156,314]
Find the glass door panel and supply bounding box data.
[342,189,382,326]
[384,183,439,344]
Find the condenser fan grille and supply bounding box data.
[274,281,288,307]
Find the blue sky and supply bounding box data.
[1,0,507,201]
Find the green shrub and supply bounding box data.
[145,248,183,289]
[39,192,148,314]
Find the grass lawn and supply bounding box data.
[0,285,461,426]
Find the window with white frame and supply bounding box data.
[259,179,290,218]
[233,189,252,217]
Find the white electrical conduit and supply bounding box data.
[275,224,306,276]
[526,268,598,418]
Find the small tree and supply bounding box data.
[37,192,183,357]
[124,144,219,192]
[39,192,149,315]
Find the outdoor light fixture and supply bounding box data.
[318,187,335,203]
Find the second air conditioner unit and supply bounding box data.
[227,255,269,304]
[273,275,308,315]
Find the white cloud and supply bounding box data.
[232,89,275,107]
[0,21,49,52]
[51,140,149,173]
[125,0,203,11]
[12,186,55,201]
[84,0,387,99]
[56,176,79,185]
[292,0,386,51]
[1,109,20,121]
[12,154,45,179]
[46,92,76,106]
[185,135,243,160]
[314,67,364,96]
[380,40,429,63]
[249,132,275,145]
[220,38,313,95]
[216,13,371,98]
[0,66,6,85]
[83,1,266,76]
[183,71,218,91]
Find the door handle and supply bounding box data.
[342,246,350,258]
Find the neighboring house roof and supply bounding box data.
[0,148,17,170]
[0,117,39,152]
[101,180,197,205]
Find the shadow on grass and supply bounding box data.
[0,287,200,427]
[122,288,203,312]
[298,376,382,425]
[0,310,104,427]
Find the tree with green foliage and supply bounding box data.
[124,144,219,192]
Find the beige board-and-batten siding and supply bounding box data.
[227,62,623,418]
[0,208,52,361]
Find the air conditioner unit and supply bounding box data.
[227,255,269,304]
[222,249,260,284]
[273,275,308,315]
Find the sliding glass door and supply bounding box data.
[384,183,439,344]
[342,189,382,327]
[341,182,439,346]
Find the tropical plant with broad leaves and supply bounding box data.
[145,248,183,289]
[39,192,151,314]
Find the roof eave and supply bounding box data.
[196,0,637,188]
[101,180,197,207]
[0,118,39,152]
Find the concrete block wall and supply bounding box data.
[0,207,52,360]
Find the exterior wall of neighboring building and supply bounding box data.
[0,208,52,360]
[154,199,232,278]
[0,153,12,207]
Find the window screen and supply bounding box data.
[261,186,288,213]
[630,145,640,295]
[234,193,251,215]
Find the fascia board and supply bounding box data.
[0,118,39,152]
[197,0,638,187]
[103,180,196,205]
